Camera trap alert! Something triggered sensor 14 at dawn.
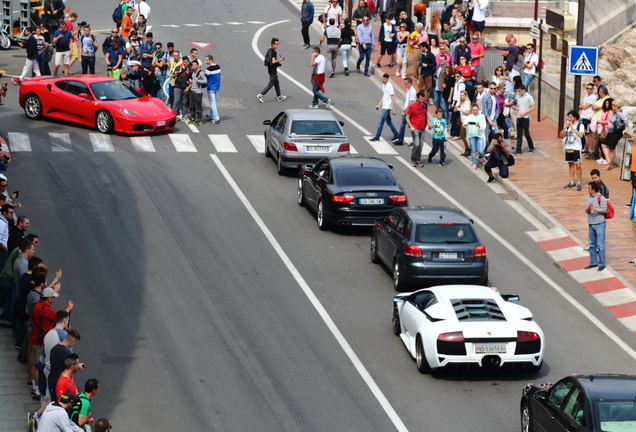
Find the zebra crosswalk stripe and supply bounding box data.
[89,133,115,152]
[247,135,265,153]
[50,133,72,152]
[364,137,398,155]
[8,133,31,152]
[130,137,155,152]
[208,134,238,153]
[169,134,197,152]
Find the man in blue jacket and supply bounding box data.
[14,27,41,85]
[301,0,314,49]
[204,54,221,124]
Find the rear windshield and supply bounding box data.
[596,400,636,431]
[416,223,476,244]
[335,168,396,186]
[291,120,341,135]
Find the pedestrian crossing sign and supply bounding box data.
[568,46,598,76]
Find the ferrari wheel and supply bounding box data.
[0,32,10,50]
[96,110,114,134]
[24,94,43,120]
[520,400,532,432]
[297,178,306,207]
[415,335,431,373]
[370,235,380,264]
[317,199,331,231]
[392,304,401,336]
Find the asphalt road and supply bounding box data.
[1,0,636,430]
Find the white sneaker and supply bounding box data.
[277,95,286,102]
[307,104,319,109]
[256,94,264,103]
[325,98,331,108]
[596,158,606,164]
[395,70,400,76]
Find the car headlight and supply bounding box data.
[118,108,137,116]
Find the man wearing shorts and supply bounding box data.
[470,0,489,45]
[376,15,396,68]
[561,110,585,191]
[52,21,72,76]
[65,13,80,71]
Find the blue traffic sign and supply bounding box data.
[568,46,598,76]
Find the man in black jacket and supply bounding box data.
[13,28,40,85]
[418,42,436,100]
[121,60,160,96]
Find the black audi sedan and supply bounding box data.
[297,156,408,231]
[521,374,636,432]
[371,206,488,291]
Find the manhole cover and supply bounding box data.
[217,97,245,109]
[230,29,249,33]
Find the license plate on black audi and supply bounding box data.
[438,252,457,259]
[359,198,384,205]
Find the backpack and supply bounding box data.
[598,194,614,219]
[70,394,90,425]
[112,5,123,22]
[264,48,273,67]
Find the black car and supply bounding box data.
[521,374,636,432]
[371,206,488,291]
[297,156,408,230]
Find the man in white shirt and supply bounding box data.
[521,43,538,90]
[579,82,598,154]
[470,0,489,45]
[370,73,399,141]
[393,77,417,145]
[322,0,342,29]
[309,47,331,108]
[137,0,150,21]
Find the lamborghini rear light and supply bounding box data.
[403,244,422,257]
[437,331,466,355]
[517,331,540,342]
[474,245,486,257]
[332,194,355,203]
[515,331,541,354]
[283,142,298,151]
[337,143,350,152]
[438,331,464,342]
[389,194,408,203]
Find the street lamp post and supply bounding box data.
[573,0,585,111]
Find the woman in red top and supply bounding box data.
[455,55,474,85]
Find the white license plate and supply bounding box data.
[359,198,384,205]
[475,345,507,354]
[156,121,166,126]
[439,252,457,259]
[305,146,329,152]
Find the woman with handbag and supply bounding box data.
[485,133,513,183]
[602,99,629,170]
[596,98,614,167]
[561,110,585,190]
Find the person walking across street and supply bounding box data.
[513,84,535,154]
[204,55,221,124]
[257,38,286,103]
[320,18,341,78]
[339,18,354,76]
[370,73,399,142]
[428,108,448,166]
[13,27,40,85]
[355,16,374,76]
[301,0,314,49]
[561,110,585,191]
[585,181,607,272]
[393,77,416,145]
[405,90,428,167]
[308,46,331,109]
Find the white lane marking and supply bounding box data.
[184,23,202,27]
[49,132,72,152]
[161,24,180,27]
[618,316,636,332]
[246,21,265,24]
[247,135,265,153]
[205,23,222,26]
[187,122,199,133]
[89,133,114,152]
[349,145,358,155]
[146,25,152,31]
[394,155,636,363]
[568,268,613,283]
[169,134,197,152]
[8,132,32,151]
[130,137,155,152]
[208,134,238,153]
[526,227,567,242]
[546,246,588,262]
[252,21,372,136]
[506,201,550,232]
[364,137,398,155]
[210,154,410,432]
[226,22,243,25]
[594,288,636,307]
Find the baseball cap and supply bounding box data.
[128,60,141,67]
[40,287,59,298]
[59,392,77,404]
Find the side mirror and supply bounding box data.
[387,163,394,171]
[303,164,314,173]
[534,390,547,401]
[393,296,405,303]
[78,93,93,100]
[263,120,272,125]
[470,218,475,224]
[501,294,520,302]
[339,121,344,126]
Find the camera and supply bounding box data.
[78,21,87,28]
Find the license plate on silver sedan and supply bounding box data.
[359,198,384,205]
[305,146,329,152]
[438,252,457,259]
[475,345,507,354]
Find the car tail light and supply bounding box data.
[517,331,540,342]
[389,194,408,203]
[438,331,464,342]
[332,194,355,203]
[435,223,453,225]
[337,143,350,152]
[474,245,486,257]
[403,244,422,257]
[283,142,298,151]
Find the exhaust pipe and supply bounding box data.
[483,355,501,367]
